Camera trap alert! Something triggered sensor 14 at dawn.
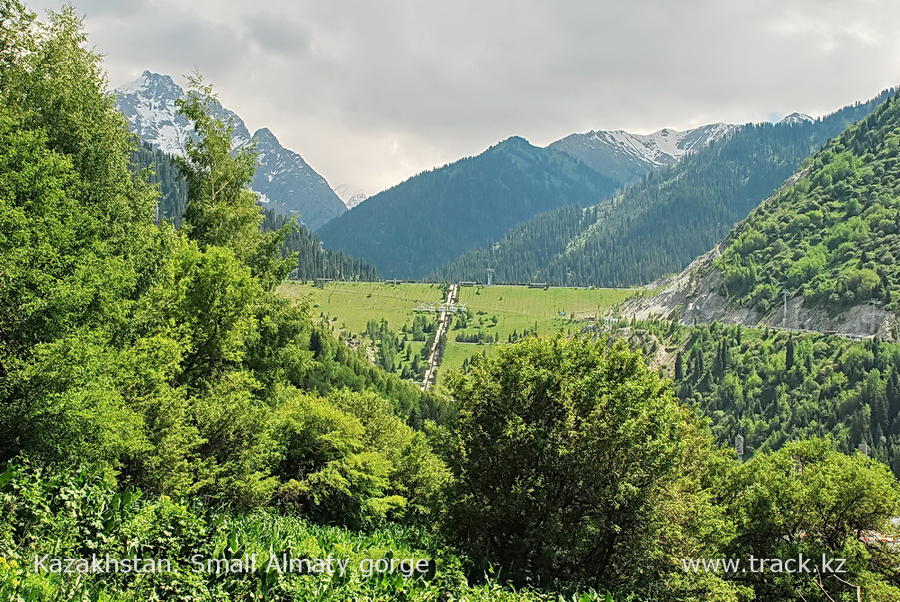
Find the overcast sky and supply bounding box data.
[27,0,900,198]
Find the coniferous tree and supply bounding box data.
[674,351,684,381]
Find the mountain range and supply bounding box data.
[317,136,620,279]
[316,124,735,279]
[432,90,895,287]
[117,70,898,302]
[115,71,346,230]
[548,122,735,186]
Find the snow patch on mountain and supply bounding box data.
[548,123,735,186]
[577,123,733,168]
[334,184,369,208]
[115,71,249,157]
[345,193,368,209]
[779,112,815,125]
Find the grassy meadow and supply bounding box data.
[440,285,635,380]
[279,281,635,384]
[279,281,445,331]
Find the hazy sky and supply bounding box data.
[27,0,900,198]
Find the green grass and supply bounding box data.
[279,282,635,385]
[437,285,635,381]
[279,282,444,334]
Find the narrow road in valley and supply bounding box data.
[422,284,458,390]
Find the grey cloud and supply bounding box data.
[63,0,145,17]
[23,0,900,196]
[243,13,311,56]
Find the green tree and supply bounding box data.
[1,3,156,234]
[175,75,292,289]
[445,335,735,597]
[723,438,900,600]
[785,337,795,371]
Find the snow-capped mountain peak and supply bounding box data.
[549,122,735,185]
[116,70,177,95]
[114,71,345,229]
[334,184,369,209]
[589,123,733,167]
[115,70,250,156]
[779,112,814,125]
[345,193,368,209]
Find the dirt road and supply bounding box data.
[422,284,458,390]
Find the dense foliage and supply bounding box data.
[445,334,900,600]
[318,136,618,279]
[433,90,894,287]
[718,92,900,315]
[722,439,900,601]
[0,460,601,601]
[0,2,444,512]
[444,336,738,598]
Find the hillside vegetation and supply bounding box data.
[2,5,900,600]
[599,319,900,474]
[718,92,900,316]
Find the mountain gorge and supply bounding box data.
[6,3,900,599]
[317,136,619,279]
[433,90,895,287]
[116,71,346,229]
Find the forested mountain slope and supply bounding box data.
[132,142,187,225]
[433,89,895,286]
[626,92,900,338]
[317,136,618,279]
[598,318,900,475]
